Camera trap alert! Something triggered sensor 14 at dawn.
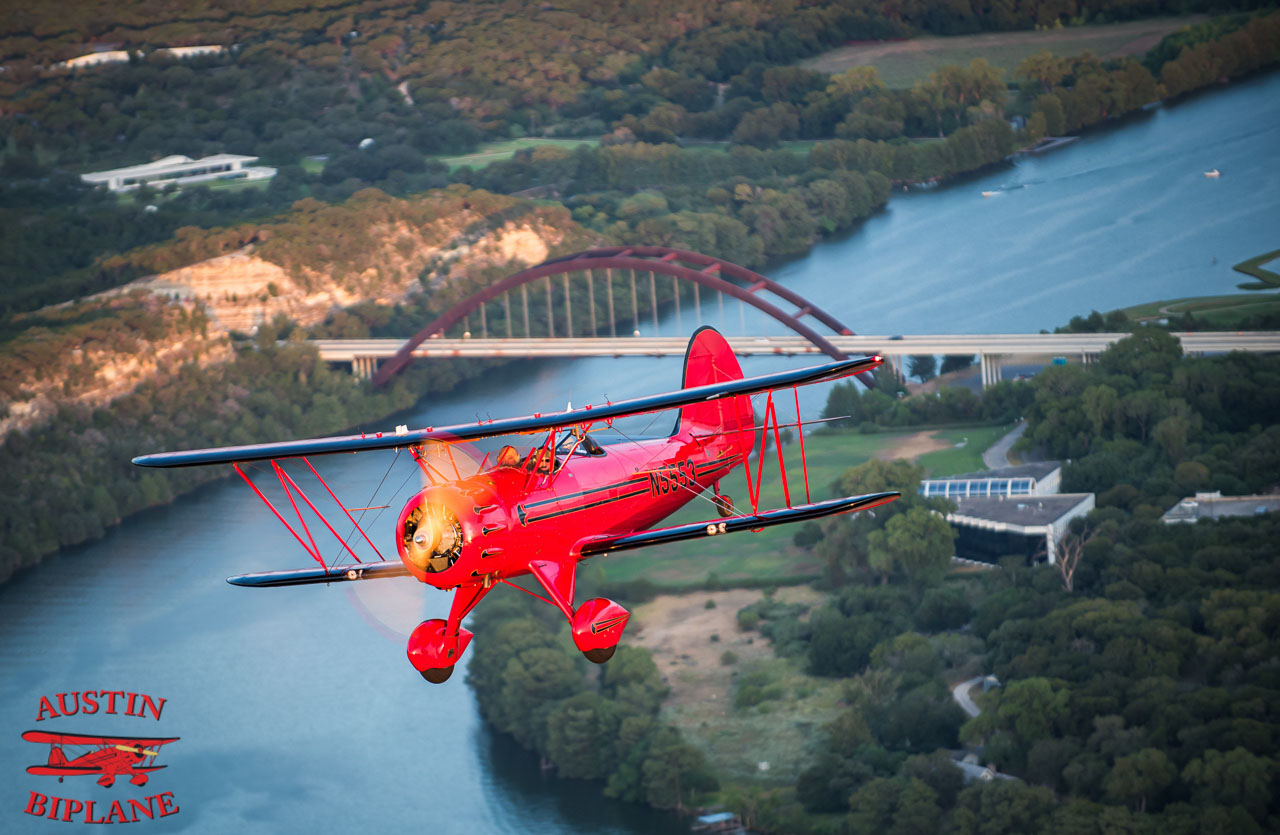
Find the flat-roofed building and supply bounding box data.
[1162,491,1280,524]
[155,46,227,60]
[921,461,1062,500]
[948,493,1094,565]
[81,154,276,192]
[55,50,134,70]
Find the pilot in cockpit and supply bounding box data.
[496,445,521,468]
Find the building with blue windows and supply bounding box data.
[920,461,1061,500]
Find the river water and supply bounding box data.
[2,73,1277,833]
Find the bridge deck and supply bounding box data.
[313,333,1280,361]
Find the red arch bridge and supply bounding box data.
[308,248,1280,389]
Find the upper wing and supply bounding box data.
[133,354,882,468]
[576,491,899,558]
[22,731,179,747]
[27,765,104,776]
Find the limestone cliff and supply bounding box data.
[130,191,571,334]
[1,188,598,440]
[0,293,230,439]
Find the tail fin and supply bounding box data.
[49,747,67,767]
[674,327,755,449]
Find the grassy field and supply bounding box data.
[1119,292,1280,328]
[915,424,1012,476]
[799,17,1203,87]
[1233,248,1280,290]
[599,423,1012,588]
[430,137,600,171]
[628,587,847,785]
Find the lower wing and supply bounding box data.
[26,765,104,776]
[577,491,899,557]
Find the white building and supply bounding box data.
[1162,491,1280,524]
[947,493,1095,565]
[155,45,227,60]
[81,154,276,192]
[55,50,135,70]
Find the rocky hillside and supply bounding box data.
[127,186,578,334]
[0,186,599,440]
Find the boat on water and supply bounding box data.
[981,190,997,197]
[1204,169,1221,178]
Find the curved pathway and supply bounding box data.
[952,676,984,718]
[982,420,1026,469]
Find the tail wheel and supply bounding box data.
[714,494,735,518]
[583,646,616,664]
[420,665,454,684]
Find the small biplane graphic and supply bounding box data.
[22,731,178,788]
[134,327,899,683]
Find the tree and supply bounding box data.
[908,354,937,382]
[1181,748,1275,822]
[1054,522,1095,593]
[1104,747,1175,812]
[544,692,618,779]
[641,727,717,810]
[940,354,975,374]
[867,507,956,585]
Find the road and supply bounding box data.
[982,421,1027,469]
[952,676,984,719]
[312,331,1280,360]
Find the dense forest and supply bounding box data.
[0,327,492,583]
[3,4,1278,317]
[458,333,1279,829]
[724,332,1280,831]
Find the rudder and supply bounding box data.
[675,327,755,448]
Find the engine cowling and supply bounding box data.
[395,489,472,585]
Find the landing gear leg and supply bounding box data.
[407,583,491,684]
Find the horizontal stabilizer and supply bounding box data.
[578,491,899,558]
[227,560,412,588]
[134,354,881,468]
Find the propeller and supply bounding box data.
[115,744,160,756]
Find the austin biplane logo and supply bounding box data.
[20,691,180,825]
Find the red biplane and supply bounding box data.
[23,731,178,788]
[134,327,898,683]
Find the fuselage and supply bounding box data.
[395,424,745,589]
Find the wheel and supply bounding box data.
[583,646,617,664]
[420,665,454,684]
[715,494,735,518]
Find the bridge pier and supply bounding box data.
[979,353,1002,388]
[881,354,904,383]
[352,355,379,380]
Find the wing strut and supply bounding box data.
[235,463,326,569]
[793,386,811,504]
[274,462,365,565]
[302,457,380,560]
[234,461,381,570]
